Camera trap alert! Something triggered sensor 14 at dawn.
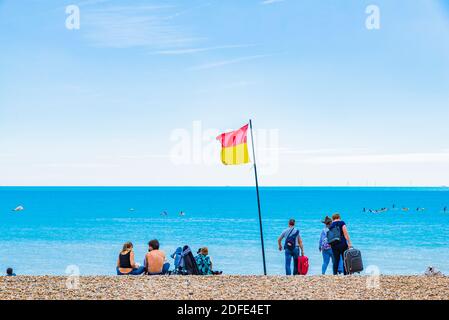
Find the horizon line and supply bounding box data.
[0,185,447,188]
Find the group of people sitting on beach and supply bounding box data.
[278,213,352,276]
[116,240,222,276]
[119,213,351,277]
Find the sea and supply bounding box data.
[1,187,448,276]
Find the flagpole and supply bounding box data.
[249,119,267,276]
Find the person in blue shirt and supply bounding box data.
[278,218,305,275]
[329,213,353,275]
[6,268,16,276]
[319,216,344,275]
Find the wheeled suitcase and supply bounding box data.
[297,256,309,275]
[344,248,364,274]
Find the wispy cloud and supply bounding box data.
[221,80,258,89]
[34,163,120,168]
[152,44,256,55]
[288,151,449,165]
[188,54,273,70]
[119,154,170,160]
[0,154,15,158]
[195,80,258,94]
[82,4,201,49]
[163,1,213,20]
[77,0,112,7]
[280,147,369,155]
[261,0,285,5]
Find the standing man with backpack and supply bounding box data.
[278,218,305,275]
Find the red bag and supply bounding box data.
[298,256,309,275]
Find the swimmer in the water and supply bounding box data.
[12,205,24,212]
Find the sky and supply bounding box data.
[1,0,449,186]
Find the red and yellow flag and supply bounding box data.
[216,124,250,165]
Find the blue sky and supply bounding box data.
[1,0,449,186]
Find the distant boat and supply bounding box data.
[179,211,185,216]
[12,205,24,212]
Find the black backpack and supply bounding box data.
[284,229,299,251]
[327,225,341,245]
[178,245,200,275]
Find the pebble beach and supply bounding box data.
[1,276,448,300]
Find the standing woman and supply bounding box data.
[329,213,352,275]
[116,242,145,275]
[319,216,334,275]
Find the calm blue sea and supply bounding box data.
[1,187,448,276]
